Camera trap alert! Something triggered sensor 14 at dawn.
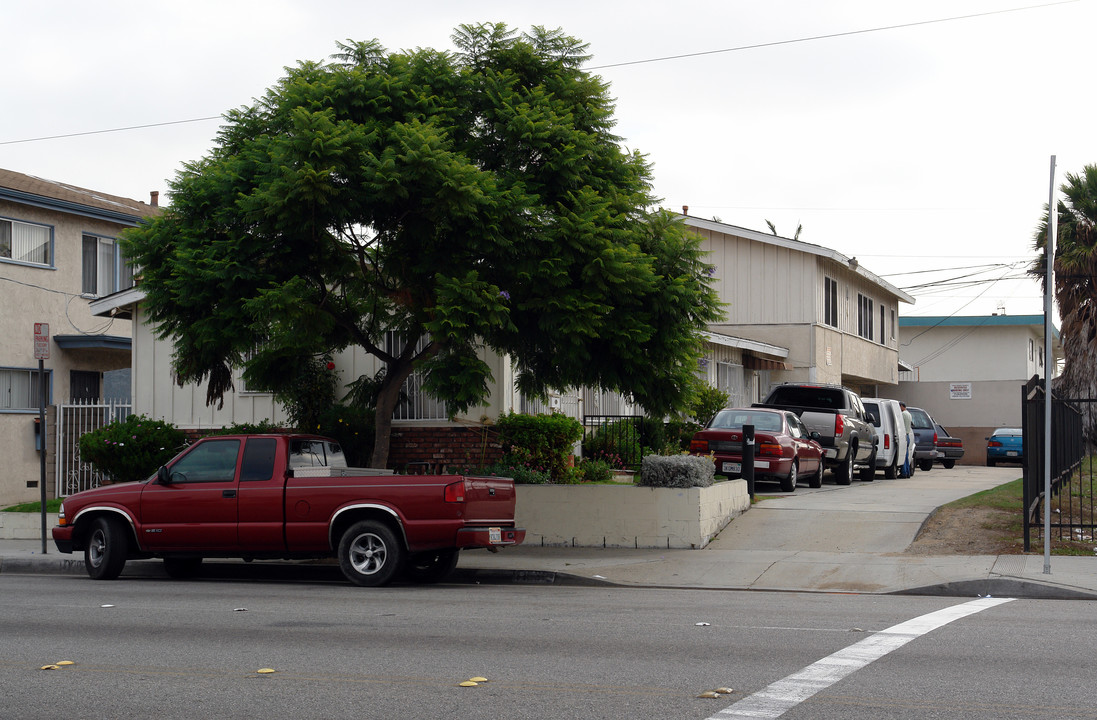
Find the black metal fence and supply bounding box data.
[582,415,646,470]
[1021,376,1088,551]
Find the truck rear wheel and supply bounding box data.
[84,516,128,580]
[338,520,403,587]
[404,549,460,583]
[859,447,877,482]
[835,449,854,485]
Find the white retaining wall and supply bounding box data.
[515,479,750,549]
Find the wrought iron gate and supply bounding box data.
[56,400,131,496]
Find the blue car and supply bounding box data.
[986,427,1023,466]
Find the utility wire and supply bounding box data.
[0,1,1076,146]
[589,0,1078,69]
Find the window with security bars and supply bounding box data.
[386,332,448,420]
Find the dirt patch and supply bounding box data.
[905,505,1023,555]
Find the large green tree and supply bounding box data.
[121,23,721,467]
[1031,164,1097,444]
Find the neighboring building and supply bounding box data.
[88,213,914,473]
[0,168,159,506]
[889,313,1061,464]
[684,215,915,402]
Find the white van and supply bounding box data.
[861,398,909,479]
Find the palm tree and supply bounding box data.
[765,220,803,241]
[1031,164,1097,444]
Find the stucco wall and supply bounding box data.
[515,480,751,549]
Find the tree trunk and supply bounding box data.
[370,366,411,469]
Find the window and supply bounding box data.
[890,309,896,339]
[0,218,52,266]
[169,439,241,483]
[824,277,839,328]
[240,438,278,482]
[879,306,885,345]
[0,368,50,410]
[857,294,874,341]
[81,234,133,297]
[386,332,448,420]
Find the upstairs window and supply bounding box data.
[824,277,839,328]
[857,293,874,341]
[0,367,50,410]
[82,234,133,297]
[0,218,52,267]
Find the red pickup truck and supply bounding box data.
[52,434,525,587]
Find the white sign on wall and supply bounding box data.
[949,382,972,399]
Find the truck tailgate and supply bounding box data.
[461,476,517,523]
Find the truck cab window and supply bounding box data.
[170,439,241,483]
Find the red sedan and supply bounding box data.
[690,408,825,491]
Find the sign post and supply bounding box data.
[34,323,49,554]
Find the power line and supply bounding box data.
[589,1,1078,70]
[0,1,1076,147]
[0,116,221,146]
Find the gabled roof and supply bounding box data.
[680,214,915,304]
[0,167,158,225]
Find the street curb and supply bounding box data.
[894,577,1097,601]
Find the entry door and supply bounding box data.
[70,371,99,401]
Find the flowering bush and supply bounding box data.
[495,412,582,482]
[483,459,552,485]
[576,458,614,483]
[78,415,187,484]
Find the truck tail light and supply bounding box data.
[884,434,891,449]
[690,439,709,453]
[933,431,938,444]
[444,480,467,503]
[834,413,844,437]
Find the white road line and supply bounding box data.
[708,596,1015,719]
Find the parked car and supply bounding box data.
[862,398,907,479]
[690,408,825,491]
[986,427,1023,466]
[933,423,964,468]
[756,383,877,484]
[907,407,938,472]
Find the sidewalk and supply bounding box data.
[3,467,1095,599]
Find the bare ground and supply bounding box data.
[905,505,1024,555]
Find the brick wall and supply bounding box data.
[387,425,504,473]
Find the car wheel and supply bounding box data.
[884,455,898,479]
[942,460,956,469]
[919,459,933,472]
[84,516,129,581]
[807,459,823,488]
[835,448,854,485]
[163,557,203,579]
[404,549,460,584]
[780,462,798,493]
[338,520,403,587]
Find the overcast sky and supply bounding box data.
[4,0,1091,321]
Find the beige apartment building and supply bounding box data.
[0,168,158,506]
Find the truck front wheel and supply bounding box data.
[338,520,403,587]
[84,516,128,580]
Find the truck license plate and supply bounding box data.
[722,462,741,474]
[489,527,502,543]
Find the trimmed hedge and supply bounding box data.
[639,454,715,488]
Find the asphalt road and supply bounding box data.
[4,573,1096,719]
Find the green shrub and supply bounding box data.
[316,403,375,467]
[482,459,552,485]
[78,415,187,484]
[690,385,730,424]
[663,418,702,453]
[576,458,614,483]
[205,420,283,436]
[639,454,715,488]
[496,412,582,482]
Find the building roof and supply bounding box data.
[680,214,916,305]
[0,167,159,225]
[900,314,1060,342]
